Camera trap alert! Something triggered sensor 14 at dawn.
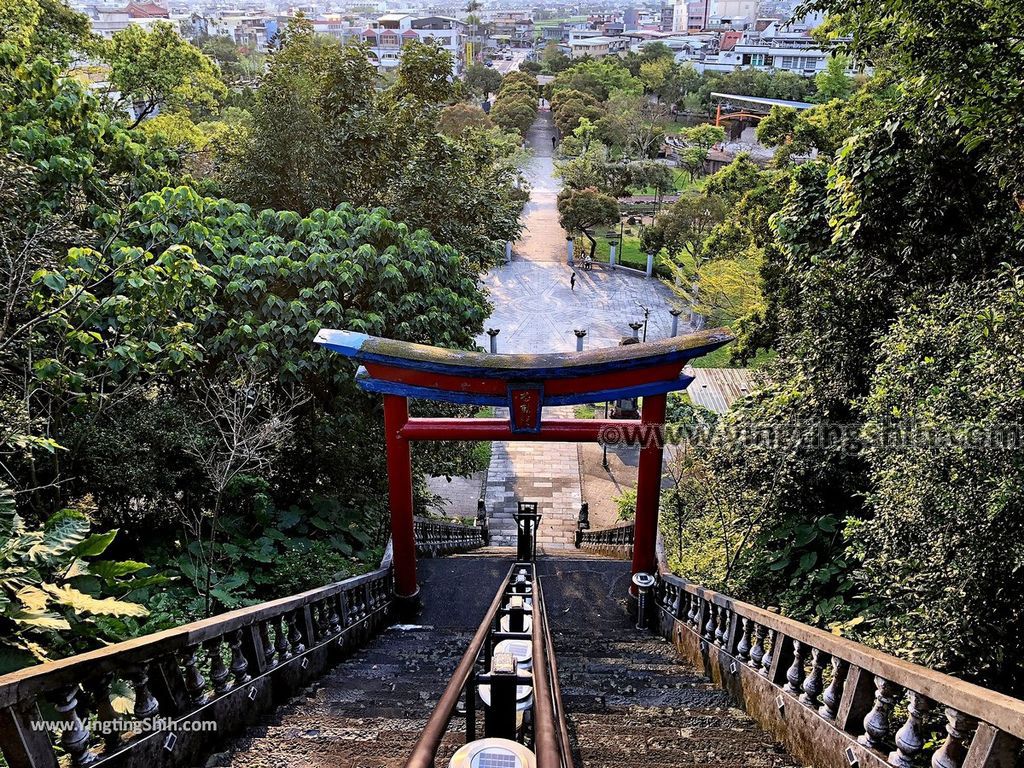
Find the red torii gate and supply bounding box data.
[315,328,732,605]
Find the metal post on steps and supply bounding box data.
[632,572,656,630]
[513,501,540,562]
[670,308,683,338]
[487,328,499,354]
[574,328,587,352]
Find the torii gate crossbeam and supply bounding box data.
[315,328,732,608]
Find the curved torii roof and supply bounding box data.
[314,328,733,410]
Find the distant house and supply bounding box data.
[87,0,170,38]
[569,35,630,59]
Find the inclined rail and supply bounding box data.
[406,563,571,768]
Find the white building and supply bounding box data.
[568,35,630,59]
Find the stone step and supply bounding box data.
[216,558,799,768]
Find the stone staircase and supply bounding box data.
[213,556,798,768]
[555,629,798,768]
[209,626,472,768]
[483,407,583,550]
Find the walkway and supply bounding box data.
[483,405,582,551]
[476,111,681,354]
[215,556,798,768]
[468,114,688,547]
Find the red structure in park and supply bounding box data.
[315,328,732,604]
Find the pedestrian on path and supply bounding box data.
[551,134,557,150]
[570,271,577,291]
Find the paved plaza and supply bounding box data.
[469,113,683,547]
[475,111,683,354]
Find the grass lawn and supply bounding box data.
[628,168,697,195]
[587,234,674,279]
[690,345,777,369]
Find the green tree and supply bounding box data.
[101,22,227,127]
[464,62,502,97]
[855,268,1024,692]
[814,54,854,102]
[439,102,493,135]
[0,0,94,64]
[551,58,643,101]
[557,187,620,260]
[227,23,525,262]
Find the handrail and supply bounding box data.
[655,571,1024,768]
[406,565,513,768]
[0,567,395,768]
[413,516,487,556]
[530,574,561,768]
[535,574,573,768]
[575,520,634,557]
[406,564,571,768]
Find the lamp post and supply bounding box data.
[635,301,650,342]
[602,400,610,470]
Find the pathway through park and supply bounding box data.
[461,113,684,549]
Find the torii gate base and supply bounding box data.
[316,329,732,611]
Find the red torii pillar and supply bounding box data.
[631,393,666,581]
[382,394,419,600]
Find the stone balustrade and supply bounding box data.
[413,517,487,557]
[0,568,394,768]
[655,573,1024,768]
[575,521,634,559]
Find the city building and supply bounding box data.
[568,35,630,59]
[86,0,170,38]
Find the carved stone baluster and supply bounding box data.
[86,674,121,754]
[760,630,776,677]
[800,649,828,708]
[748,623,767,669]
[819,657,848,721]
[931,708,978,768]
[204,637,230,695]
[687,595,699,627]
[289,609,306,653]
[714,607,728,647]
[328,596,342,635]
[274,615,292,661]
[229,629,251,686]
[858,677,903,751]
[308,603,322,642]
[54,685,94,766]
[127,663,160,720]
[317,601,330,637]
[181,645,208,706]
[783,639,808,694]
[259,622,275,668]
[736,618,753,662]
[889,692,933,768]
[704,604,717,641]
[672,584,684,620]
